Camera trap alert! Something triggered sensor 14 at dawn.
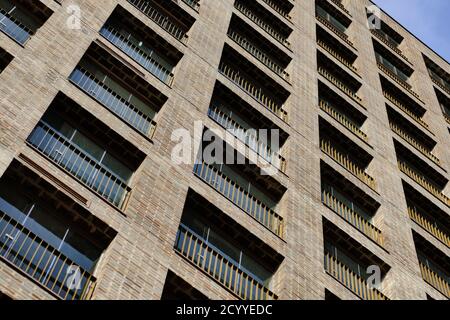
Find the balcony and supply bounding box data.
[127,0,195,44]
[260,0,293,20]
[0,160,115,300]
[193,161,284,237]
[408,207,449,248]
[26,94,145,211]
[381,76,429,130]
[321,140,375,190]
[320,119,375,188]
[319,100,367,142]
[329,0,351,16]
[316,3,353,48]
[374,43,419,100]
[371,29,409,62]
[234,0,292,50]
[413,233,450,298]
[69,44,166,139]
[318,53,363,106]
[175,224,277,300]
[161,271,208,300]
[179,0,200,11]
[174,191,283,300]
[324,254,388,300]
[390,123,439,165]
[321,162,382,246]
[424,55,450,96]
[0,0,52,45]
[317,37,358,74]
[398,162,449,207]
[228,16,291,82]
[0,47,13,73]
[219,46,290,122]
[434,89,450,126]
[396,143,449,207]
[208,109,287,173]
[323,220,390,300]
[100,8,182,86]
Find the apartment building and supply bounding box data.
[0,0,448,300]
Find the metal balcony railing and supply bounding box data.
[371,29,409,62]
[377,62,421,100]
[322,191,383,246]
[127,0,188,43]
[69,67,157,139]
[408,206,449,248]
[234,1,291,49]
[324,253,388,300]
[208,106,287,173]
[178,0,199,11]
[193,162,284,237]
[389,122,440,165]
[0,204,96,300]
[316,13,354,48]
[27,121,132,210]
[319,100,368,142]
[261,0,292,20]
[100,26,174,86]
[175,224,277,300]
[444,113,450,125]
[428,69,450,96]
[398,161,450,207]
[317,39,358,74]
[219,63,288,122]
[383,91,429,130]
[318,67,363,105]
[320,140,376,190]
[329,0,351,16]
[0,8,33,45]
[419,262,450,298]
[228,30,290,82]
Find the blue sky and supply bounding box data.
[374,0,450,62]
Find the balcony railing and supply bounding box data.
[321,140,376,190]
[0,8,33,45]
[319,100,368,142]
[322,191,383,246]
[377,63,421,100]
[261,0,292,20]
[429,69,450,96]
[371,30,409,62]
[324,253,388,300]
[419,262,450,298]
[228,30,290,82]
[389,122,440,165]
[234,1,291,49]
[194,162,284,237]
[0,204,96,300]
[408,206,449,248]
[69,67,157,139]
[398,161,450,207]
[316,14,354,48]
[317,39,358,74]
[444,113,450,125]
[330,0,351,16]
[100,26,174,86]
[318,67,363,106]
[208,106,287,173]
[383,91,429,130]
[175,224,277,300]
[27,121,132,210]
[179,0,199,11]
[127,0,188,43]
[219,63,288,122]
